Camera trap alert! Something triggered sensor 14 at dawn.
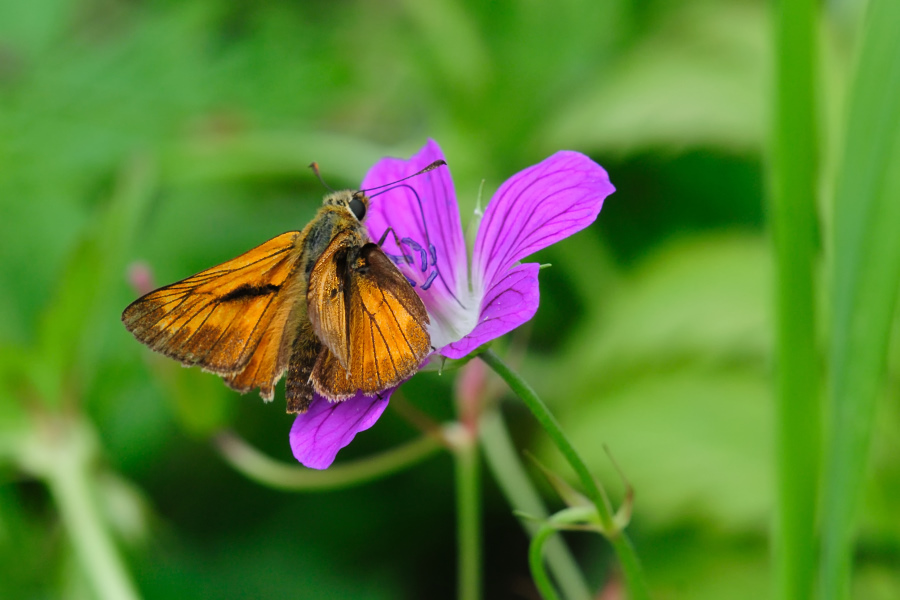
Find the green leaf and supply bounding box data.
[541,3,768,154]
[647,536,769,600]
[548,366,772,531]
[159,131,396,187]
[822,0,900,597]
[552,234,770,398]
[35,157,155,405]
[531,234,774,530]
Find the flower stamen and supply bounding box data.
[385,252,414,265]
[428,243,438,266]
[401,237,429,273]
[398,235,442,292]
[421,270,438,290]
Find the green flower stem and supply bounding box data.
[525,507,606,598]
[214,431,442,491]
[480,349,650,600]
[480,407,592,600]
[451,427,482,600]
[770,0,820,598]
[39,421,139,600]
[529,524,564,600]
[480,351,611,522]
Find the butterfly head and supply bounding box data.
[323,190,369,223]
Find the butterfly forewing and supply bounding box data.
[224,307,300,401]
[122,232,304,396]
[310,243,430,398]
[349,245,431,385]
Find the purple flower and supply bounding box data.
[291,139,614,469]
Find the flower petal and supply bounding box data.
[362,140,469,307]
[289,392,391,469]
[362,140,476,347]
[442,263,540,359]
[472,151,614,294]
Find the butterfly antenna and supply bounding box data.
[359,160,447,193]
[309,162,335,192]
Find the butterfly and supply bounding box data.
[121,161,445,413]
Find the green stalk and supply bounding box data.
[214,431,442,491]
[41,423,139,600]
[769,0,820,599]
[480,408,593,600]
[822,1,900,597]
[453,432,482,600]
[529,524,564,600]
[480,350,650,600]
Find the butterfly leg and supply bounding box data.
[285,321,322,413]
[376,227,413,261]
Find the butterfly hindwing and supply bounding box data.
[122,232,305,399]
[347,244,431,389]
[309,242,430,399]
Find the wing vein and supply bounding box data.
[381,287,416,356]
[368,316,383,388]
[235,292,280,365]
[191,246,294,279]
[143,294,199,345]
[175,301,218,355]
[192,304,242,367]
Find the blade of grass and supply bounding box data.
[480,408,593,600]
[768,0,820,599]
[452,430,482,600]
[20,418,139,600]
[822,0,900,597]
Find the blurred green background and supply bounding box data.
[1,0,898,598]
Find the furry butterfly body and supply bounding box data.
[122,190,431,413]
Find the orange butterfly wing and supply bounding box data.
[122,232,305,400]
[309,240,431,399]
[305,230,354,370]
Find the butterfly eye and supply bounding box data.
[349,195,366,221]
